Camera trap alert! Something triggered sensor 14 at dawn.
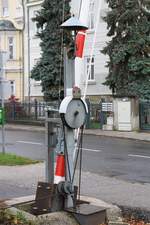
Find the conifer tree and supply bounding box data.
[102,0,150,99]
[31,0,72,100]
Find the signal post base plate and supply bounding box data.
[65,203,107,225]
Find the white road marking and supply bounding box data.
[17,141,44,146]
[128,154,150,159]
[82,148,102,152]
[16,142,101,152]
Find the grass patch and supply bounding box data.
[0,153,40,166]
[0,209,34,225]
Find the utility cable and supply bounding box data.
[71,127,83,183]
[62,121,72,183]
[78,125,84,200]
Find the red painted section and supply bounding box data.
[75,30,86,58]
[55,154,65,177]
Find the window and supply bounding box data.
[10,80,15,96]
[85,56,95,81]
[8,37,14,60]
[2,0,9,17]
[34,58,40,65]
[88,0,95,30]
[33,10,41,35]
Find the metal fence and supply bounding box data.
[85,101,102,129]
[4,99,104,129]
[5,100,59,122]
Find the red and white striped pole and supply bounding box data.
[54,154,65,184]
[75,0,90,87]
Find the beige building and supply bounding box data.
[0,0,24,100]
[24,0,43,102]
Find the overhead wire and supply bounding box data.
[62,121,72,183]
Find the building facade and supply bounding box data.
[24,0,112,102]
[0,0,24,100]
[24,0,43,102]
[72,0,111,103]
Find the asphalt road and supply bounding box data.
[0,129,150,209]
[0,129,150,184]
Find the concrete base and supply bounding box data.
[3,195,123,225]
[36,212,79,225]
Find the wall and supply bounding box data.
[24,0,43,101]
[24,0,113,101]
[71,0,112,100]
[0,0,24,100]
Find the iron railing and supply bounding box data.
[4,99,107,129]
[5,100,59,122]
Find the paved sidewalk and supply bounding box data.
[1,162,150,211]
[4,123,150,142]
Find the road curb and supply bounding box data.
[3,125,150,142]
[4,125,45,133]
[84,130,150,142]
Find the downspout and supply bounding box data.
[19,30,22,100]
[27,4,31,104]
[21,0,25,102]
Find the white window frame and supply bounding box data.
[8,36,15,60]
[33,10,41,36]
[10,80,16,96]
[88,0,95,30]
[34,58,40,65]
[85,56,95,81]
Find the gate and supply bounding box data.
[139,102,150,131]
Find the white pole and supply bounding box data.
[74,0,90,87]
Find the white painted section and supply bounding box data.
[16,141,44,145]
[82,148,102,152]
[59,96,73,114]
[54,175,65,184]
[128,154,150,159]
